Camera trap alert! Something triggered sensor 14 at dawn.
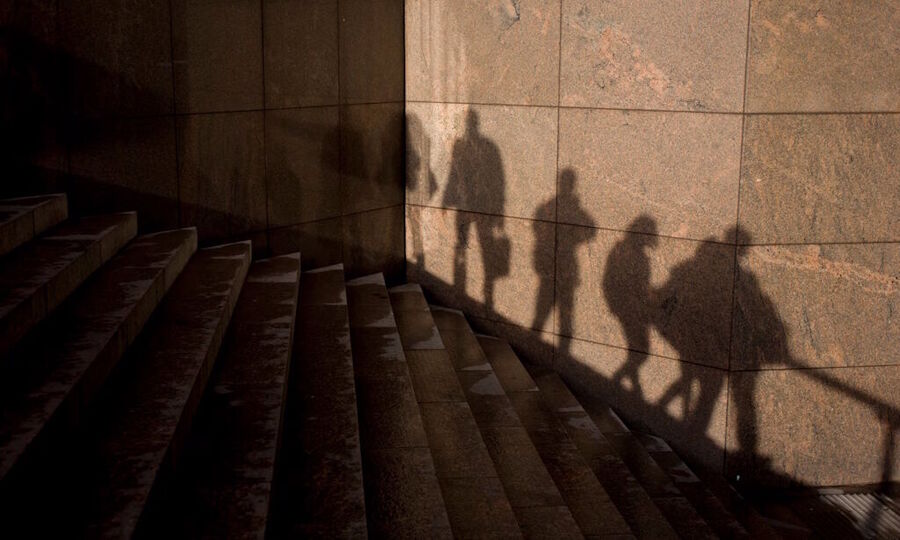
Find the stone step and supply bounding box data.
[16,241,251,538]
[0,193,67,256]
[346,274,452,538]
[393,289,560,538]
[0,212,137,357]
[269,263,368,538]
[563,386,718,539]
[528,366,717,538]
[633,430,751,538]
[0,227,197,491]
[138,252,301,539]
[691,467,784,539]
[473,333,635,538]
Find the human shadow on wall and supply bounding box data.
[406,112,438,268]
[603,222,796,477]
[444,110,509,310]
[533,169,595,354]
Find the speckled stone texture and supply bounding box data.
[0,193,67,256]
[0,212,137,357]
[14,1,405,278]
[406,102,558,220]
[745,1,900,112]
[0,228,197,488]
[405,0,560,105]
[560,0,748,111]
[67,241,251,538]
[177,112,267,242]
[141,253,300,539]
[407,0,900,487]
[726,365,900,486]
[739,114,899,243]
[558,108,742,240]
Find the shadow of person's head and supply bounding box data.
[628,214,659,248]
[465,109,480,136]
[559,167,577,195]
[726,225,752,258]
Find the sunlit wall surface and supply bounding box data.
[405,0,899,487]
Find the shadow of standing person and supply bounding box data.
[443,110,507,309]
[606,216,658,395]
[533,169,595,355]
[405,112,438,268]
[728,226,787,476]
[654,235,731,432]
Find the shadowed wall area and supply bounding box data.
[1,0,405,279]
[405,0,899,487]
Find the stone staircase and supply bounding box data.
[2,192,890,538]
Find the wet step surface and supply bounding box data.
[0,212,137,357]
[139,253,300,539]
[347,274,451,538]
[476,334,634,539]
[8,241,251,538]
[524,364,680,540]
[635,430,750,539]
[0,228,197,491]
[565,384,718,539]
[269,263,368,538]
[0,193,67,256]
[390,289,533,538]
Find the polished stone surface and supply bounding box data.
[266,107,340,227]
[407,206,554,331]
[67,116,179,231]
[557,225,734,368]
[406,102,558,220]
[726,365,900,486]
[268,217,343,271]
[340,0,404,103]
[264,0,338,108]
[59,0,173,116]
[557,336,729,472]
[405,0,560,105]
[739,114,900,243]
[559,108,742,240]
[0,228,196,485]
[172,0,263,113]
[746,1,900,112]
[340,103,404,215]
[561,0,748,111]
[342,206,404,280]
[178,112,267,241]
[732,242,900,370]
[149,254,300,539]
[0,212,136,357]
[0,193,67,256]
[71,241,250,537]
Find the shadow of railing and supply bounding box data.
[408,260,899,499]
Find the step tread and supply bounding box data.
[59,241,250,537]
[562,382,719,539]
[392,290,539,538]
[270,263,368,538]
[347,274,452,538]
[141,253,300,539]
[0,228,197,485]
[0,193,67,256]
[0,212,137,356]
[635,430,752,539]
[473,333,634,538]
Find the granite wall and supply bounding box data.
[1,0,405,279]
[405,0,899,487]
